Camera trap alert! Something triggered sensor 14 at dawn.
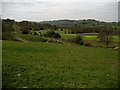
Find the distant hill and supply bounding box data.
[40,19,104,26]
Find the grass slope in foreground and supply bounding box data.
[2,40,118,88]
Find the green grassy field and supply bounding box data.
[2,40,118,88]
[16,34,47,42]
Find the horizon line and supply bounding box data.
[1,18,118,23]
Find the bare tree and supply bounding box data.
[97,26,113,48]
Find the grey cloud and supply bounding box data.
[2,1,118,22]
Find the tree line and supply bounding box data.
[2,18,119,48]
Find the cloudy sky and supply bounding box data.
[1,0,119,22]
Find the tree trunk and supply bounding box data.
[106,37,109,48]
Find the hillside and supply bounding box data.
[40,19,102,26]
[2,40,118,88]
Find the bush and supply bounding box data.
[44,31,55,37]
[69,35,84,45]
[84,43,92,47]
[44,31,61,38]
[22,31,29,34]
[33,32,38,35]
[52,33,61,38]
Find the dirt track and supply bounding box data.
[15,37,30,42]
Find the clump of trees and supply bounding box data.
[43,31,61,38]
[19,21,31,34]
[71,24,101,33]
[18,21,59,35]
[52,33,61,38]
[2,19,15,40]
[70,23,118,34]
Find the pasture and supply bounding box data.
[2,40,118,88]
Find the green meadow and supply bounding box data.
[2,39,118,88]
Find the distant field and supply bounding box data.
[2,40,118,88]
[60,33,118,47]
[82,33,98,36]
[61,34,76,40]
[20,30,119,47]
[16,34,47,42]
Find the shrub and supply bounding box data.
[44,31,61,38]
[40,28,44,30]
[61,29,63,31]
[52,33,61,38]
[84,43,92,47]
[44,31,55,37]
[33,32,38,35]
[22,30,29,34]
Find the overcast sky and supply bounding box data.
[1,0,119,22]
